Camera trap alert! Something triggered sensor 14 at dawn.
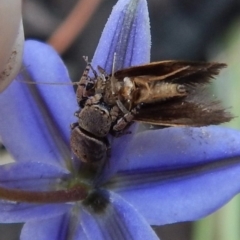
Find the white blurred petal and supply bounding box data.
[0,0,24,92]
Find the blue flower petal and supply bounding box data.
[21,212,88,240]
[0,40,77,168]
[0,202,71,223]
[20,213,88,240]
[91,0,150,73]
[21,215,67,240]
[119,126,240,170]
[105,126,240,225]
[0,161,69,190]
[80,191,158,240]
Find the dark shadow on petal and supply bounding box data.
[105,156,240,192]
[19,70,72,168]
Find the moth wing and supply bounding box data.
[165,62,227,85]
[115,61,226,85]
[134,89,232,127]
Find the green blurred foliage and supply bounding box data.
[193,19,240,240]
[213,20,240,129]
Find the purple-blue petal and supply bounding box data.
[113,161,240,225]
[20,213,88,240]
[104,126,240,225]
[21,213,85,240]
[91,0,150,73]
[0,40,77,168]
[119,126,240,170]
[21,209,88,240]
[80,191,159,240]
[0,202,71,223]
[21,215,67,240]
[0,161,69,190]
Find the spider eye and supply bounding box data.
[86,82,94,91]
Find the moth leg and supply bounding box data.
[112,104,140,132]
[116,99,128,114]
[133,77,150,91]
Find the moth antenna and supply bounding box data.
[111,52,117,95]
[112,53,116,76]
[16,78,78,86]
[15,65,78,86]
[100,72,107,82]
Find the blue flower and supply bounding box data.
[0,0,240,239]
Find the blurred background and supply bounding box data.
[0,0,240,239]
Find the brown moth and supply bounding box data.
[70,59,233,168]
[112,61,232,128]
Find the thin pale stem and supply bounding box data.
[48,0,102,54]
